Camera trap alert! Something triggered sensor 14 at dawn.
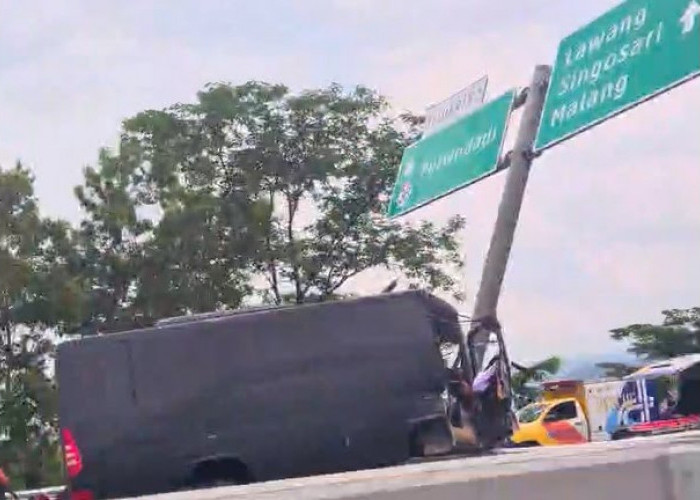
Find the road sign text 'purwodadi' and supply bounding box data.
[387,90,515,218]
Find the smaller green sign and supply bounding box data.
[387,90,515,218]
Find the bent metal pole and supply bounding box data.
[468,65,552,368]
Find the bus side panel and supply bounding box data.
[61,293,449,498]
[56,339,142,498]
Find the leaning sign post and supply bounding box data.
[535,0,700,151]
[385,0,700,367]
[387,89,516,218]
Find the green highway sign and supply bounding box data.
[387,90,515,218]
[535,0,700,152]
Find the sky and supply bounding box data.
[1,0,699,363]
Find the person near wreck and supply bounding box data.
[449,369,480,447]
[449,351,510,448]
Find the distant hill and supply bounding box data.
[552,352,641,381]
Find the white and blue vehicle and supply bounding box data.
[605,354,700,439]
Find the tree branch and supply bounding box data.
[285,190,303,303]
[265,188,281,305]
[328,265,368,295]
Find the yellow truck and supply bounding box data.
[508,378,624,446]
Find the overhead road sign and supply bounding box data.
[387,89,516,218]
[535,0,700,152]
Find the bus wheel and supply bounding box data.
[188,457,252,489]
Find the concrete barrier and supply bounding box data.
[668,446,700,499]
[127,432,700,500]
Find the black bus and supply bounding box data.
[56,291,513,499]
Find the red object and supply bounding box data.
[70,491,94,500]
[0,467,8,486]
[61,428,83,478]
[629,415,700,433]
[543,421,587,444]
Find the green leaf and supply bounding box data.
[609,307,700,360]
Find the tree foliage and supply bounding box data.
[595,361,640,378]
[118,81,465,305]
[72,145,152,333]
[0,163,74,488]
[511,356,561,406]
[610,307,700,360]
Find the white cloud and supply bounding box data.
[499,290,619,357]
[576,242,699,296]
[367,25,553,112]
[0,3,312,222]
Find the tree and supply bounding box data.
[0,163,75,487]
[73,144,154,333]
[0,329,63,489]
[119,81,465,305]
[595,361,640,378]
[73,106,264,330]
[511,357,561,406]
[609,307,700,360]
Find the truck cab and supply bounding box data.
[510,394,589,447]
[509,378,625,446]
[510,356,700,447]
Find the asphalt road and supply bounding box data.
[125,432,700,500]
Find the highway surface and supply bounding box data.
[121,431,700,500]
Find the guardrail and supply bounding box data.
[15,486,64,499]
